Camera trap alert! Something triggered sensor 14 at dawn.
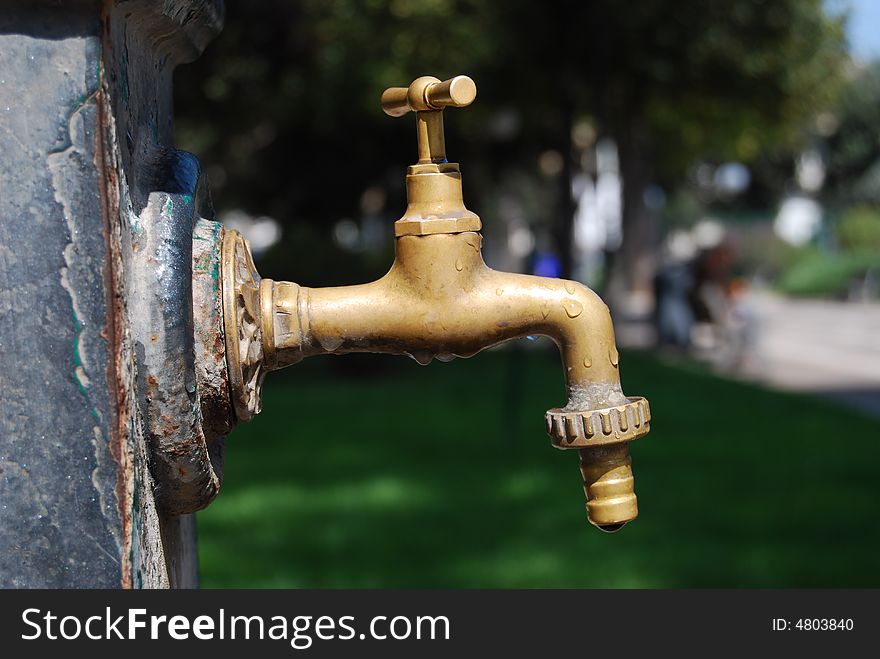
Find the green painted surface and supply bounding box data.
[70,303,99,422]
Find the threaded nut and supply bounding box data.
[545,397,651,448]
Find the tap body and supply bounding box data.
[222,75,651,530]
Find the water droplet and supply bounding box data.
[454,258,463,271]
[609,347,619,367]
[496,288,503,296]
[541,303,551,319]
[564,281,576,295]
[562,299,583,318]
[408,350,434,365]
[317,335,343,352]
[583,355,592,367]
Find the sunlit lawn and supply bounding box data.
[198,346,880,588]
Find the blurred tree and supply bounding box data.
[175,0,846,301]
[824,61,880,205]
[576,0,846,306]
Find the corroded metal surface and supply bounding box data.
[126,187,224,516]
[223,75,652,532]
[193,218,234,441]
[102,0,227,526]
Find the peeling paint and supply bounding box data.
[47,61,121,562]
[0,0,225,589]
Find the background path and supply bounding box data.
[739,292,880,418]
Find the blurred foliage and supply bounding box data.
[662,188,705,228]
[825,62,880,205]
[835,205,880,249]
[768,63,880,299]
[777,248,880,297]
[585,0,847,175]
[174,0,847,288]
[773,206,880,297]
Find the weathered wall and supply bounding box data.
[0,1,124,589]
[0,0,225,588]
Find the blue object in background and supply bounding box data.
[532,252,563,279]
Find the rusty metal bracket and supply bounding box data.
[101,0,231,518]
[126,157,229,515]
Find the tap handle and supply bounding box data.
[381,75,477,165]
[381,75,477,117]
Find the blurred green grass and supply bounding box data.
[198,347,880,588]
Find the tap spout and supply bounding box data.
[258,230,651,529]
[266,232,622,406]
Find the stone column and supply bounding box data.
[0,0,228,588]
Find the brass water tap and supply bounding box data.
[221,75,652,531]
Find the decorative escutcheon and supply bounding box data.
[221,228,266,422]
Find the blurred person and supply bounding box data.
[654,230,697,350]
[654,261,695,350]
[690,241,756,370]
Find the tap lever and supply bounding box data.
[382,75,477,165]
[381,75,476,117]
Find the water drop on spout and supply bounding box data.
[408,350,434,365]
[562,299,583,318]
